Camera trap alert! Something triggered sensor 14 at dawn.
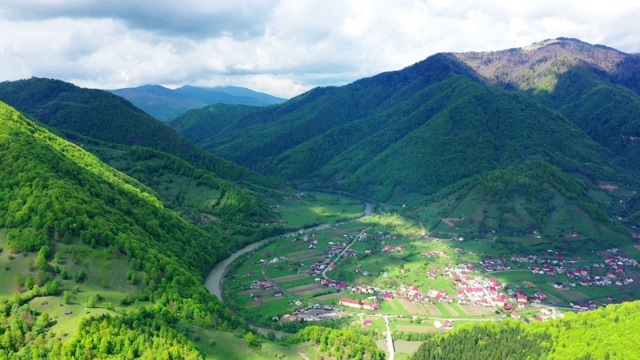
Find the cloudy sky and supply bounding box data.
[1,0,639,98]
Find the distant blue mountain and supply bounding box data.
[108,84,287,121]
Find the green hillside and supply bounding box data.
[411,300,640,360]
[196,53,480,169]
[200,74,616,205]
[0,78,282,190]
[454,38,640,168]
[534,68,640,168]
[0,100,240,356]
[413,161,629,246]
[168,103,262,143]
[0,100,383,359]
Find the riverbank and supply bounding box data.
[204,202,372,338]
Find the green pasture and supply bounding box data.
[434,302,452,317]
[0,235,144,342]
[271,192,364,228]
[195,329,316,360]
[448,302,466,316]
[278,277,317,289]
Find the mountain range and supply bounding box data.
[162,37,640,241]
[108,84,287,121]
[0,37,640,359]
[173,38,639,190]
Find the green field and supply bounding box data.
[0,234,147,344]
[268,192,364,228]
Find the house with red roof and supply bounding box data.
[492,295,508,306]
[464,287,484,299]
[339,298,361,309]
[443,320,454,329]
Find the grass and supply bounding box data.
[269,192,364,228]
[448,301,466,316]
[0,234,145,343]
[195,329,315,359]
[434,302,452,317]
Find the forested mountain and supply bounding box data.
[0,97,382,359]
[184,39,640,190]
[415,161,628,244]
[0,100,241,357]
[0,77,282,190]
[186,55,619,200]
[168,103,262,143]
[109,84,286,121]
[167,38,640,241]
[454,37,640,168]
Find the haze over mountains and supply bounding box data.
[108,84,287,121]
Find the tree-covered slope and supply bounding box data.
[0,77,282,189]
[454,38,640,168]
[191,48,628,205]
[0,100,245,356]
[196,53,481,169]
[325,77,612,201]
[109,84,286,121]
[411,300,640,360]
[412,161,629,245]
[168,103,261,143]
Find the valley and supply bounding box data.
[217,203,640,358]
[1,37,640,359]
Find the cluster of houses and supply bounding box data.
[249,278,275,291]
[520,251,639,288]
[480,259,510,272]
[269,256,288,264]
[423,251,447,258]
[316,278,347,290]
[280,304,344,323]
[338,297,380,311]
[307,240,359,275]
[383,244,406,252]
[308,258,333,276]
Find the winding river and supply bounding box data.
[204,202,372,337]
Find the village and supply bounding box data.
[226,221,640,333]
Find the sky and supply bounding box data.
[1,0,639,98]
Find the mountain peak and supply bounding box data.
[453,37,634,92]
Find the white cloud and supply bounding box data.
[0,0,639,98]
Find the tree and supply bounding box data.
[25,275,34,290]
[244,332,261,350]
[14,273,24,288]
[86,296,97,308]
[63,291,71,305]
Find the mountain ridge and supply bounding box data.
[0,77,284,190]
[109,84,287,121]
